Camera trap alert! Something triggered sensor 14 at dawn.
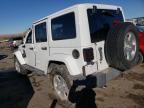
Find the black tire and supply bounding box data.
[48,64,73,107]
[138,52,144,63]
[105,22,139,71]
[14,57,28,75]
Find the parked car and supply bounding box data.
[137,25,144,61]
[14,3,140,106]
[9,37,23,49]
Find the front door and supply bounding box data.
[34,21,49,72]
[24,30,35,67]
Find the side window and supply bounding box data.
[26,31,32,44]
[35,22,47,43]
[51,12,76,40]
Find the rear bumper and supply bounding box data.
[71,67,121,88]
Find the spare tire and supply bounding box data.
[105,22,139,71]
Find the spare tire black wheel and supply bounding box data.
[138,52,144,63]
[105,22,139,71]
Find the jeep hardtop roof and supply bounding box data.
[33,3,123,24]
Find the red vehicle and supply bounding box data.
[137,25,144,61]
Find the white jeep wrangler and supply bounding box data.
[14,3,140,104]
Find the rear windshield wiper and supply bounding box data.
[101,11,114,17]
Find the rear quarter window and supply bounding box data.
[51,12,76,40]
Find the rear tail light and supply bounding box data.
[83,48,94,62]
[113,19,121,25]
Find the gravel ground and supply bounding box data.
[0,47,144,108]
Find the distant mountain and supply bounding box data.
[0,32,26,41]
[0,34,19,41]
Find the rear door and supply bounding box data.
[34,20,49,72]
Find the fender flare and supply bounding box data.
[48,54,82,76]
[14,51,26,65]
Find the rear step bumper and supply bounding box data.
[72,68,121,88]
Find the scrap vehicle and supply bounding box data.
[14,3,141,105]
[137,25,144,61]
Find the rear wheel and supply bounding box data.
[48,64,73,107]
[53,74,69,101]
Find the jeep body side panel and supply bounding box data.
[48,54,82,75]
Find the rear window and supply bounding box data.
[87,9,124,43]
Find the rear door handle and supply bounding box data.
[22,45,25,48]
[41,47,47,50]
[29,47,34,50]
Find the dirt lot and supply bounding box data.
[0,46,144,108]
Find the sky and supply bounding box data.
[0,0,144,34]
